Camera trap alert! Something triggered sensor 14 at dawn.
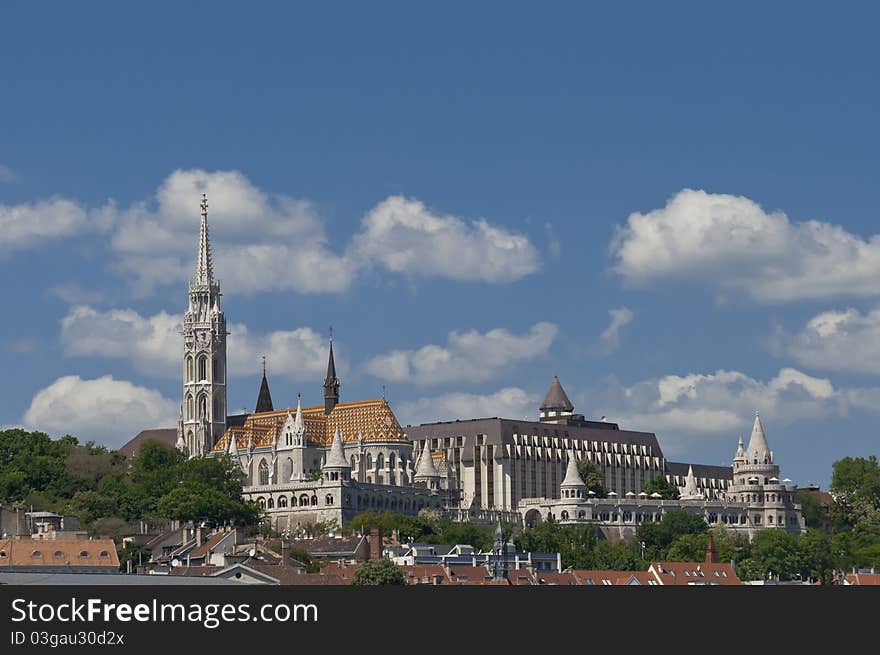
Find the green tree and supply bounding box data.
[796,490,829,530]
[800,528,835,585]
[351,558,406,585]
[636,509,707,560]
[576,460,607,497]
[737,530,806,582]
[118,542,151,572]
[643,476,680,500]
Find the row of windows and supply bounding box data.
[0,550,110,558]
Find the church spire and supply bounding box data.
[747,412,771,463]
[323,329,340,415]
[194,193,214,285]
[255,356,274,413]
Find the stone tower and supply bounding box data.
[178,194,227,457]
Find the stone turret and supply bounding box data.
[560,455,585,499]
[323,426,350,481]
[414,441,440,490]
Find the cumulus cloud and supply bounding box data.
[349,195,540,283]
[0,198,113,253]
[22,375,178,447]
[611,188,880,302]
[2,169,540,294]
[397,387,536,426]
[362,322,558,386]
[60,304,330,383]
[599,307,633,353]
[590,367,847,452]
[778,306,880,375]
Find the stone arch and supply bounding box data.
[186,394,194,420]
[186,355,194,382]
[524,509,542,528]
[198,354,208,381]
[258,459,269,486]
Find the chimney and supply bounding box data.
[705,533,719,564]
[369,527,382,561]
[195,525,203,547]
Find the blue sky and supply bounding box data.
[2,2,879,486]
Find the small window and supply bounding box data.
[32,550,41,557]
[54,551,63,558]
[99,551,109,558]
[79,551,89,557]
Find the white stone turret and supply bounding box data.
[746,413,772,464]
[560,455,585,499]
[323,426,350,481]
[414,441,440,490]
[679,465,703,500]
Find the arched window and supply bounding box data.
[267,498,274,509]
[389,452,396,469]
[32,550,42,557]
[299,494,310,506]
[377,453,385,469]
[561,511,569,520]
[366,454,373,469]
[259,460,269,486]
[325,494,334,505]
[186,356,194,382]
[350,455,357,471]
[186,394,194,420]
[198,355,208,381]
[258,498,266,509]
[310,496,318,506]
[278,496,288,508]
[54,550,63,558]
[198,395,208,420]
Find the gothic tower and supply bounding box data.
[178,194,227,457]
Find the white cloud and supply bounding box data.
[779,306,880,375]
[22,375,178,448]
[0,198,112,253]
[397,387,536,426]
[12,170,539,293]
[611,188,880,302]
[362,322,558,386]
[599,307,633,353]
[60,305,330,383]
[591,367,846,452]
[349,195,540,283]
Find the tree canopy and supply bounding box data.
[351,558,406,585]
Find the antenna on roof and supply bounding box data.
[382,384,386,401]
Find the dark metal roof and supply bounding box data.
[541,376,574,411]
[255,372,274,413]
[666,461,733,480]
[405,417,663,462]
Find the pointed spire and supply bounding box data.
[734,436,745,461]
[292,393,305,436]
[323,331,340,415]
[746,412,770,462]
[415,440,439,478]
[255,358,274,413]
[194,193,215,285]
[681,465,701,499]
[540,376,574,412]
[561,454,585,489]
[324,425,349,469]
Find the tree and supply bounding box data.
[636,509,707,560]
[643,476,680,500]
[737,530,805,582]
[797,490,829,530]
[118,542,151,573]
[576,460,607,497]
[800,528,835,585]
[351,559,406,585]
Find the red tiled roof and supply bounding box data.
[649,561,740,585]
[0,538,119,568]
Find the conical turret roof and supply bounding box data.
[324,426,349,469]
[746,413,770,461]
[561,454,585,488]
[255,364,274,413]
[415,440,439,478]
[541,376,574,412]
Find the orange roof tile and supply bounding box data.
[0,538,119,568]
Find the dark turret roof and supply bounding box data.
[541,376,574,412]
[255,371,274,413]
[324,340,338,384]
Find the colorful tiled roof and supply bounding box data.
[212,398,406,452]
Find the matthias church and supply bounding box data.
[168,197,804,538]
